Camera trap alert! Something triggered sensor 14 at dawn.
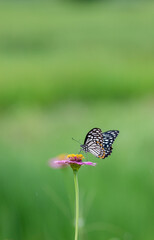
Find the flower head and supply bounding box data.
[49,154,96,171]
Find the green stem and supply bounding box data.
[73,170,79,240]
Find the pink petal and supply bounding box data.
[67,160,96,166]
[67,160,83,165]
[49,158,96,168]
[82,161,96,166]
[49,159,68,168]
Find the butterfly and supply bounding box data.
[80,128,119,159]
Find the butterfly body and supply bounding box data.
[80,128,119,159]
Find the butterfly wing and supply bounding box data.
[88,143,102,157]
[84,128,105,158]
[101,130,119,158]
[84,128,102,144]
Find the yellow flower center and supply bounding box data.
[67,154,84,161]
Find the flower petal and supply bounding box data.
[49,159,68,168]
[82,161,96,166]
[67,160,83,165]
[67,160,96,166]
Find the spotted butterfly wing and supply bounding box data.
[102,130,119,158]
[83,128,104,158]
[80,128,119,159]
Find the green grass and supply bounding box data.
[0,1,154,107]
[0,1,154,239]
[0,99,154,240]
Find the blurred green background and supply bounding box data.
[0,0,154,240]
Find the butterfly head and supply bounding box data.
[80,144,88,152]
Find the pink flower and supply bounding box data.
[49,154,68,168]
[49,154,96,171]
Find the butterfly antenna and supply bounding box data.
[72,138,81,145]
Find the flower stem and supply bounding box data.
[73,170,79,240]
